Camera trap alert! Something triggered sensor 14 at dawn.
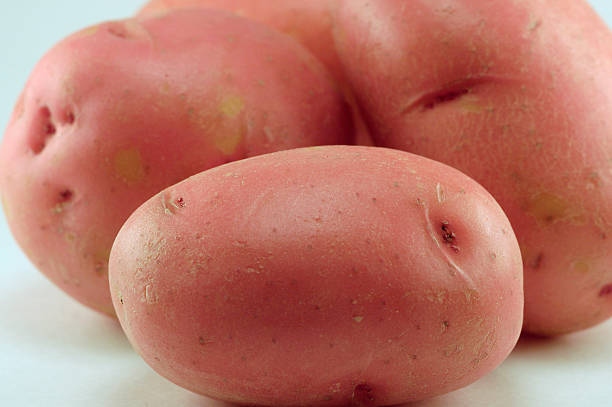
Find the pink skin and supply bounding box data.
[138,0,373,146]
[335,0,612,335]
[0,9,351,315]
[110,146,523,406]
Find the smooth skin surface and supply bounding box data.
[110,146,523,406]
[334,0,612,335]
[138,0,373,146]
[0,9,351,315]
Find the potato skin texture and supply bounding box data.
[138,0,373,146]
[109,146,523,406]
[335,0,612,335]
[0,9,351,315]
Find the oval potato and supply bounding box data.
[0,9,351,315]
[334,0,612,335]
[109,146,523,405]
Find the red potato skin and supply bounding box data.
[0,10,351,315]
[334,0,612,335]
[138,0,373,146]
[109,146,523,406]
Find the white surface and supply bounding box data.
[1,1,612,406]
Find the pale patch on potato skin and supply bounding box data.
[525,192,586,227]
[113,148,146,185]
[219,95,244,119]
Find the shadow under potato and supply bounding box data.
[0,271,130,355]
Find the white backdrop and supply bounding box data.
[1,1,612,406]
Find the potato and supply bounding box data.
[0,9,351,315]
[138,0,373,146]
[109,146,523,406]
[334,0,612,335]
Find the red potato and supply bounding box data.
[335,0,612,335]
[138,0,373,146]
[109,146,523,406]
[0,9,351,315]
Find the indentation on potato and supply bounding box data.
[441,221,459,253]
[53,189,74,214]
[161,193,186,215]
[351,383,375,406]
[525,192,586,226]
[28,106,56,154]
[599,284,612,297]
[113,148,146,185]
[64,110,76,125]
[106,21,149,41]
[107,24,128,39]
[401,76,499,114]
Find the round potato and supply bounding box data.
[138,0,373,146]
[0,9,351,315]
[109,146,523,405]
[334,0,612,335]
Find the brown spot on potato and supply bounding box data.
[113,148,145,185]
[441,221,459,252]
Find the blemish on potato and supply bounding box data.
[436,183,446,203]
[460,95,484,113]
[572,261,590,274]
[29,106,56,154]
[159,81,171,95]
[53,190,73,214]
[441,221,459,252]
[219,95,244,119]
[351,383,375,406]
[215,128,243,155]
[113,148,146,185]
[144,284,159,304]
[352,316,364,323]
[443,344,464,357]
[464,289,480,303]
[160,193,185,215]
[74,25,99,38]
[599,284,612,297]
[526,192,585,226]
[426,289,448,304]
